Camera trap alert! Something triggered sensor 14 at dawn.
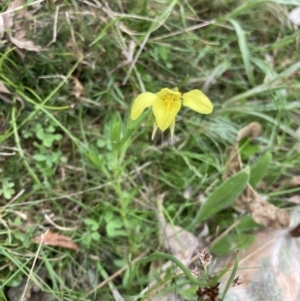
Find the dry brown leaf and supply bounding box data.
[70,76,84,98]
[227,122,290,228]
[9,0,27,38]
[287,195,300,204]
[221,123,299,299]
[2,0,25,31]
[277,175,300,188]
[0,80,24,106]
[289,7,300,25]
[156,195,200,264]
[0,15,4,40]
[9,35,42,52]
[0,80,12,94]
[249,198,290,228]
[146,222,200,301]
[32,230,79,251]
[0,80,14,105]
[161,224,199,265]
[2,0,42,52]
[142,196,201,301]
[221,222,300,301]
[237,121,262,142]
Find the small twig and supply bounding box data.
[122,32,149,85]
[20,229,48,301]
[43,212,78,232]
[65,11,77,51]
[0,151,16,156]
[152,20,215,41]
[122,10,172,85]
[6,189,25,207]
[47,5,59,47]
[0,218,12,243]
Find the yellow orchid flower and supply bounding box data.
[130,87,213,139]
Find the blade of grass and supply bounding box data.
[226,0,300,18]
[228,19,254,86]
[221,251,239,299]
[122,0,179,84]
[225,61,300,104]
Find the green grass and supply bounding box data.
[1,0,300,300]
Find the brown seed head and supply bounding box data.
[232,275,242,287]
[198,250,212,268]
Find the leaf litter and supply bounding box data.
[142,194,203,301]
[32,230,79,251]
[139,122,300,300]
[1,0,42,52]
[227,122,290,228]
[0,14,4,40]
[0,80,24,107]
[0,1,299,301]
[220,122,300,301]
[288,6,300,25]
[222,214,300,301]
[7,268,54,301]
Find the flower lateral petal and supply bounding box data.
[182,90,213,114]
[152,97,181,131]
[130,92,157,120]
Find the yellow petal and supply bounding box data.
[182,90,213,114]
[152,97,181,131]
[130,92,156,120]
[157,88,181,99]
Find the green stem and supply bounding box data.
[11,101,41,186]
[136,252,206,286]
[113,178,134,251]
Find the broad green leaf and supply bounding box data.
[249,151,272,188]
[3,188,15,199]
[91,232,101,241]
[82,233,92,247]
[239,138,260,160]
[96,138,106,148]
[104,210,114,222]
[209,235,232,255]
[84,218,100,231]
[36,128,45,140]
[87,146,103,170]
[210,233,255,256]
[33,154,47,161]
[0,179,15,199]
[236,215,260,231]
[191,167,249,226]
[43,134,62,148]
[111,112,122,148]
[106,219,126,237]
